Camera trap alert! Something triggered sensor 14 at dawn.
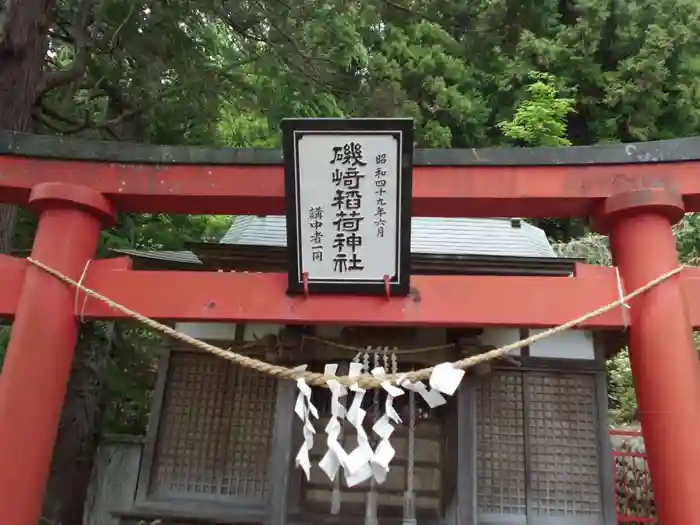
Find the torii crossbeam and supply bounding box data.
[0,131,699,525]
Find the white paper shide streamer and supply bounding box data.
[293,365,319,480]
[370,364,403,484]
[294,350,470,484]
[396,375,447,409]
[344,359,374,487]
[319,363,348,482]
[429,362,466,396]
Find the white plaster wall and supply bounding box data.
[176,322,238,340]
[480,327,595,360]
[479,328,523,356]
[529,328,595,359]
[175,322,283,342]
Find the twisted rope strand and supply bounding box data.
[25,257,682,389]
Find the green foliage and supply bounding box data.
[674,213,700,266]
[218,113,278,148]
[607,350,638,423]
[553,233,612,266]
[29,0,700,150]
[0,325,9,362]
[495,72,581,240]
[498,72,576,147]
[101,214,233,253]
[100,324,164,435]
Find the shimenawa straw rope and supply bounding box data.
[25,257,682,389]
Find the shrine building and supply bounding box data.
[1,121,699,525]
[108,215,616,525]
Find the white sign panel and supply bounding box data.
[282,119,413,295]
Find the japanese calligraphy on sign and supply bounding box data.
[282,118,413,296]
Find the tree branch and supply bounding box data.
[33,104,91,134]
[214,2,266,41]
[34,65,253,137]
[37,0,96,99]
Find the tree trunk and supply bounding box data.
[41,323,113,525]
[0,204,17,255]
[0,0,54,254]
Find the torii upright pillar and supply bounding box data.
[594,188,700,524]
[0,183,116,525]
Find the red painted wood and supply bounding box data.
[598,188,700,525]
[0,184,116,525]
[0,255,25,313]
[2,257,699,328]
[2,155,700,216]
[0,151,698,524]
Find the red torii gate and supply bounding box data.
[1,131,700,525]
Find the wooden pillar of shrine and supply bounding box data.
[594,187,700,525]
[0,183,116,525]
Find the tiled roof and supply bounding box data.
[115,216,556,262]
[221,216,556,257]
[115,249,203,264]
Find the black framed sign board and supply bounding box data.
[282,118,414,296]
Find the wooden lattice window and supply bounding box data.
[148,351,278,504]
[476,371,527,517]
[476,370,603,523]
[526,374,601,516]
